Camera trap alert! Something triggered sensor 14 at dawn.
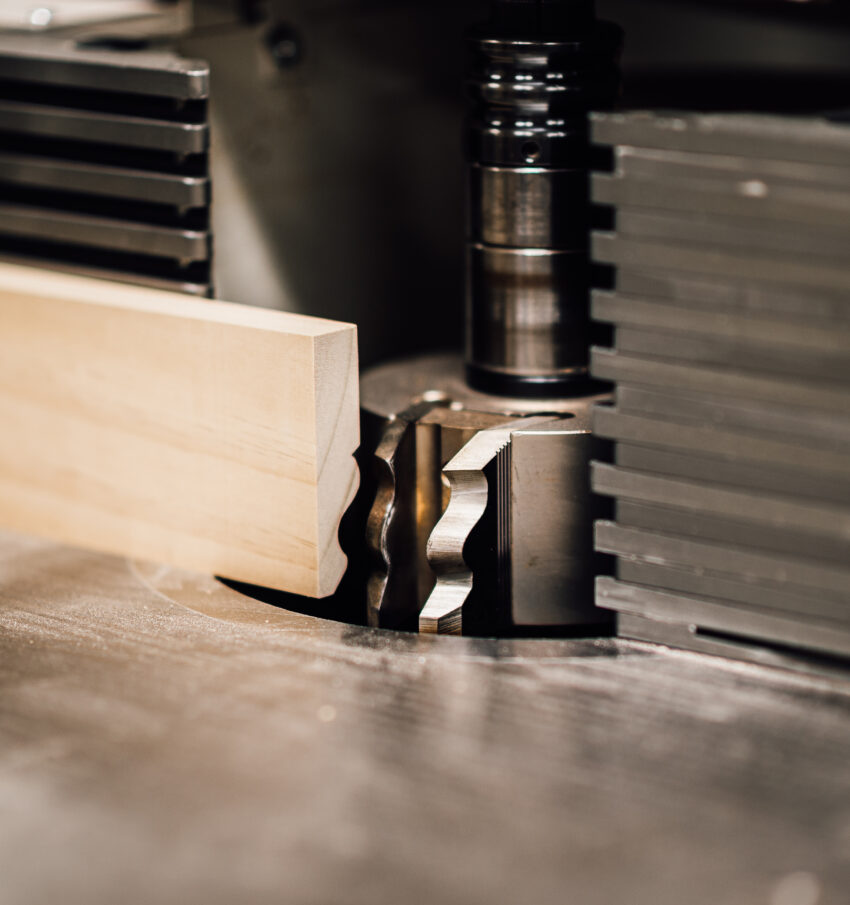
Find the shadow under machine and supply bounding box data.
[3,0,850,672]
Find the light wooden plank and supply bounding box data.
[0,262,359,598]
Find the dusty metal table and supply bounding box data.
[0,530,848,905]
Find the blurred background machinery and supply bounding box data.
[6,0,850,358]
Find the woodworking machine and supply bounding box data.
[6,4,850,904]
[3,0,850,667]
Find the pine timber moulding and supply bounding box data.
[0,262,359,598]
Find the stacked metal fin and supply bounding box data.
[589,110,850,663]
[0,35,211,295]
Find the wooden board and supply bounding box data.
[0,262,359,597]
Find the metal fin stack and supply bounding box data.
[590,110,850,665]
[0,35,211,294]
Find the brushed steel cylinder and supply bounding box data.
[463,19,621,397]
[468,164,587,248]
[466,243,589,388]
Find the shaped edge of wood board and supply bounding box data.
[0,262,360,599]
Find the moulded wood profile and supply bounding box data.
[0,262,359,598]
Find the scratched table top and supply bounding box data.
[0,529,848,905]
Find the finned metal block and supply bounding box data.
[0,153,209,208]
[0,203,210,262]
[0,35,212,293]
[614,268,850,325]
[591,347,850,414]
[591,111,850,167]
[0,101,209,154]
[596,520,850,599]
[593,291,850,355]
[0,35,208,99]
[590,109,850,666]
[598,577,850,660]
[592,232,850,293]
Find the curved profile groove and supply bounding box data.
[420,429,512,634]
[365,418,414,627]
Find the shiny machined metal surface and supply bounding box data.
[361,353,584,420]
[419,413,605,634]
[468,165,586,247]
[360,354,609,635]
[466,245,590,383]
[0,152,209,209]
[420,422,517,635]
[4,530,850,905]
[463,6,621,397]
[0,202,210,263]
[507,420,602,627]
[0,100,209,154]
